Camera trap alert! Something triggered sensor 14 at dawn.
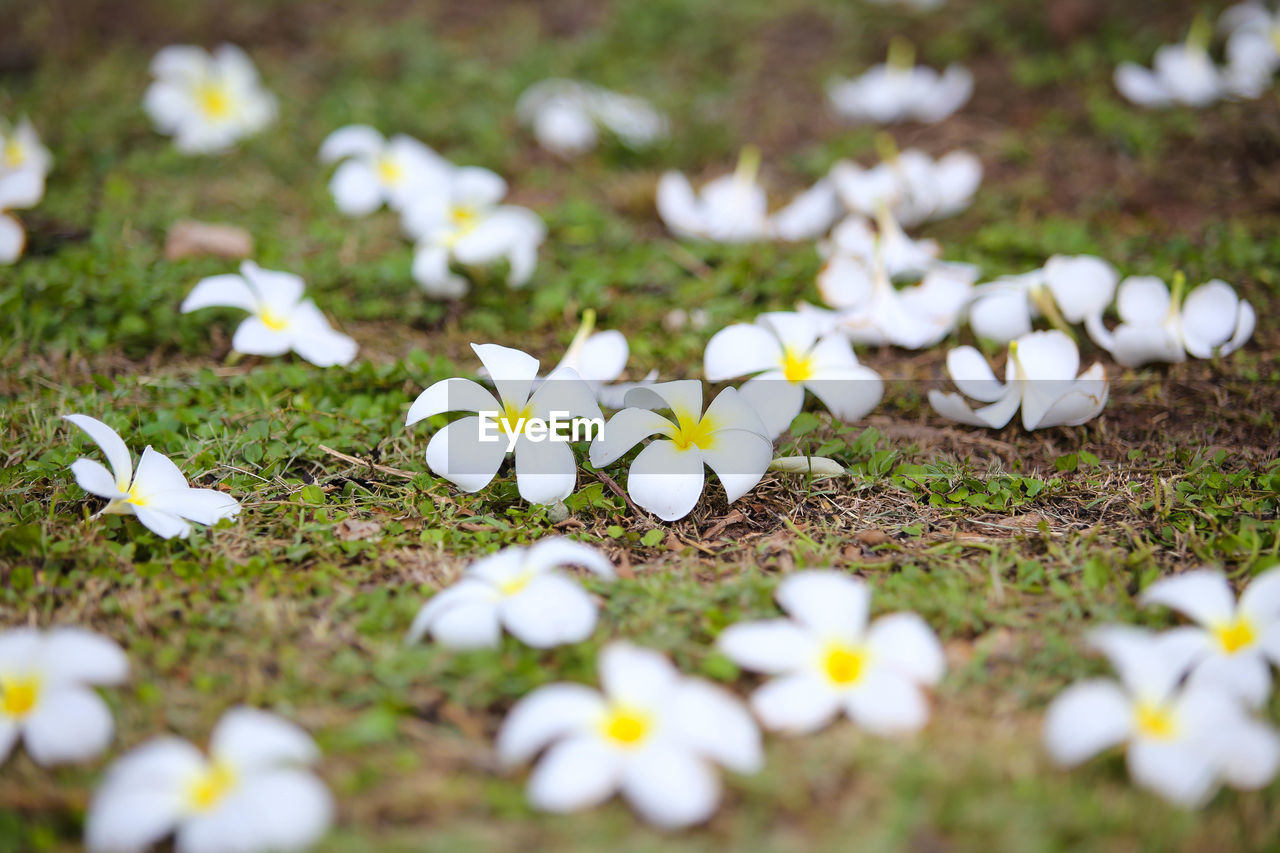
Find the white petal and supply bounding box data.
[329,159,384,216]
[1239,567,1280,621]
[524,538,614,578]
[406,578,498,644]
[0,719,15,763]
[1186,652,1272,708]
[770,179,841,242]
[452,166,507,209]
[656,171,707,238]
[500,573,597,648]
[625,379,703,421]
[406,378,499,426]
[1042,679,1134,766]
[181,274,258,314]
[533,99,598,155]
[599,642,679,709]
[0,628,39,672]
[804,365,883,423]
[231,317,293,357]
[39,628,129,686]
[426,598,502,648]
[318,124,385,163]
[717,619,814,674]
[1115,63,1173,107]
[776,570,868,645]
[1215,716,1280,790]
[497,683,607,766]
[472,343,539,412]
[285,305,358,367]
[411,244,468,297]
[1140,570,1237,627]
[620,744,721,829]
[85,788,185,853]
[737,375,804,440]
[559,331,629,384]
[527,367,603,422]
[702,323,784,381]
[71,459,128,500]
[1043,255,1118,323]
[865,613,945,686]
[698,427,773,504]
[817,254,875,310]
[0,213,24,263]
[843,667,931,734]
[23,686,114,765]
[513,436,577,505]
[968,289,1033,344]
[132,507,193,539]
[945,346,1006,402]
[750,673,842,734]
[423,416,509,493]
[588,408,673,467]
[63,415,133,492]
[1011,329,1079,381]
[1127,739,1220,807]
[131,447,190,499]
[149,488,240,526]
[1181,280,1242,358]
[625,440,705,521]
[230,769,333,852]
[928,389,1009,429]
[527,736,621,813]
[663,679,762,773]
[1223,298,1256,356]
[211,706,319,773]
[1109,324,1186,367]
[0,167,44,210]
[1116,276,1171,325]
[1088,625,1200,703]
[1030,366,1109,429]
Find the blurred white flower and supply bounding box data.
[1141,567,1280,708]
[830,141,981,227]
[0,166,44,264]
[0,117,53,179]
[64,414,241,540]
[703,311,882,439]
[1044,626,1280,807]
[589,380,771,521]
[549,310,657,409]
[0,627,128,766]
[181,261,357,367]
[967,255,1118,344]
[405,343,602,505]
[407,538,614,649]
[928,330,1108,430]
[496,642,762,829]
[402,166,545,297]
[1222,3,1280,94]
[827,38,972,124]
[86,707,332,853]
[143,45,277,154]
[1084,274,1255,366]
[318,125,449,216]
[819,207,939,280]
[719,571,944,734]
[516,79,669,156]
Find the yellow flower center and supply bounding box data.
[196,83,234,120]
[669,410,716,451]
[451,205,479,232]
[780,347,815,383]
[821,644,867,686]
[3,139,24,168]
[376,156,404,186]
[185,762,238,813]
[1213,618,1257,655]
[0,675,40,718]
[498,402,533,437]
[497,568,535,597]
[124,484,149,507]
[1133,702,1178,741]
[600,706,652,748]
[259,309,289,332]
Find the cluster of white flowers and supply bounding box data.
[0,116,52,264]
[516,79,669,157]
[1045,567,1280,807]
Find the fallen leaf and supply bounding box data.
[165,220,253,260]
[334,519,382,541]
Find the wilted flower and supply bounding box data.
[966,255,1118,344]
[1141,567,1280,708]
[0,117,52,179]
[1044,626,1280,807]
[143,45,277,153]
[516,79,669,156]
[589,380,771,521]
[830,139,981,227]
[827,38,972,124]
[407,538,615,649]
[0,627,128,766]
[928,330,1108,430]
[318,125,448,216]
[0,166,44,264]
[405,343,603,505]
[64,414,241,539]
[181,261,358,367]
[402,166,545,297]
[86,707,333,853]
[718,571,945,734]
[496,642,762,829]
[703,311,882,439]
[1084,274,1255,366]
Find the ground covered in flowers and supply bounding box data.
[3,0,1280,849]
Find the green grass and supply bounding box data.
[3,0,1280,850]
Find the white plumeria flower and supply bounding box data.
[64,414,241,540]
[516,79,669,156]
[548,311,657,409]
[657,147,842,243]
[1222,2,1280,94]
[928,330,1108,430]
[1140,567,1280,708]
[0,117,53,179]
[819,207,940,280]
[405,343,602,505]
[1043,626,1280,808]
[1114,20,1259,107]
[0,627,128,767]
[719,571,944,735]
[407,538,614,649]
[0,165,44,265]
[703,311,883,439]
[318,125,449,216]
[967,255,1118,344]
[180,261,357,367]
[827,38,972,125]
[402,166,546,298]
[830,143,981,227]
[1084,274,1255,367]
[85,706,332,853]
[143,45,277,154]
[589,380,771,521]
[496,642,762,829]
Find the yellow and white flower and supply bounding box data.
[826,38,972,124]
[718,571,945,735]
[496,642,762,829]
[516,79,669,157]
[0,627,128,766]
[319,125,449,216]
[0,116,52,179]
[143,44,277,154]
[85,707,333,853]
[64,414,241,540]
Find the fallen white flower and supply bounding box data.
[819,207,940,280]
[830,141,981,227]
[0,117,53,179]
[496,642,762,829]
[966,254,1118,344]
[928,330,1108,430]
[0,166,44,264]
[1222,2,1280,95]
[0,627,128,766]
[181,261,358,367]
[516,79,669,156]
[64,414,241,539]
[827,38,972,124]
[549,310,657,409]
[318,125,449,216]
[143,44,277,154]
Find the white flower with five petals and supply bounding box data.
[496,642,762,829]
[64,414,241,540]
[143,45,277,154]
[318,125,449,216]
[0,627,128,767]
[718,571,945,735]
[407,538,614,649]
[703,311,883,439]
[827,38,972,125]
[0,165,44,264]
[588,380,772,521]
[516,79,669,156]
[966,255,1118,344]
[86,707,333,853]
[406,343,602,505]
[928,330,1108,430]
[1043,626,1280,807]
[1141,567,1280,708]
[181,261,358,367]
